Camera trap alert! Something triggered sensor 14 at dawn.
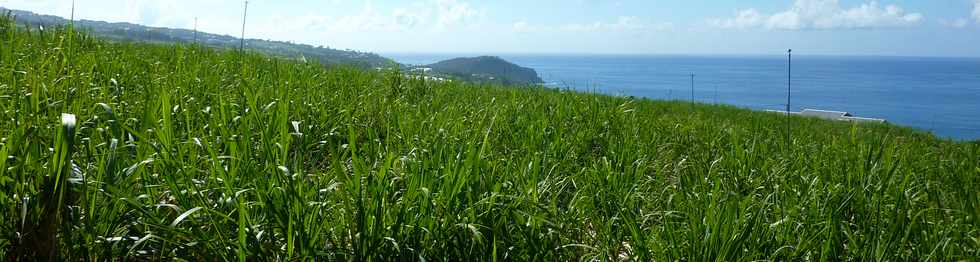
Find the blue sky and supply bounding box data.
[3,0,979,56]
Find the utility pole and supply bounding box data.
[690,73,696,107]
[194,17,198,43]
[69,0,75,43]
[787,49,792,115]
[786,49,793,146]
[67,0,76,106]
[240,1,248,53]
[68,0,75,42]
[714,85,718,105]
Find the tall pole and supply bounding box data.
[69,0,75,43]
[786,49,793,145]
[240,1,248,53]
[194,17,198,43]
[787,49,792,114]
[690,73,695,105]
[69,0,75,41]
[68,0,76,105]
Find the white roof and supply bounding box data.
[765,110,800,115]
[769,109,886,123]
[801,109,851,119]
[843,116,887,123]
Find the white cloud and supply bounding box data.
[939,18,969,28]
[1,0,242,33]
[559,16,673,32]
[433,0,480,30]
[510,16,672,35]
[2,0,192,28]
[393,8,425,28]
[973,0,980,23]
[710,0,923,30]
[261,0,481,35]
[712,9,766,29]
[250,6,412,41]
[123,0,193,28]
[512,21,533,33]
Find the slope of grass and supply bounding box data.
[1,15,978,261]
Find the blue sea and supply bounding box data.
[386,53,980,141]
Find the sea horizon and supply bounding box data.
[387,53,980,141]
[384,52,980,62]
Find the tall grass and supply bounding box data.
[1,14,978,260]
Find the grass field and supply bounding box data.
[1,15,978,261]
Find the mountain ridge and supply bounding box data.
[2,7,546,84]
[0,6,394,68]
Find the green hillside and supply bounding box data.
[0,7,394,68]
[424,56,545,85]
[1,15,978,261]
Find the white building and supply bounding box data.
[767,109,886,123]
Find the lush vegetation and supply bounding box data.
[0,7,394,68]
[1,15,978,261]
[423,56,545,85]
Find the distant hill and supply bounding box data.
[0,7,394,68]
[1,7,542,84]
[424,56,544,85]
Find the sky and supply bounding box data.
[2,0,980,57]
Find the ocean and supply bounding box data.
[385,53,980,141]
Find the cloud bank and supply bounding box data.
[266,0,483,34]
[513,16,672,34]
[710,0,923,30]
